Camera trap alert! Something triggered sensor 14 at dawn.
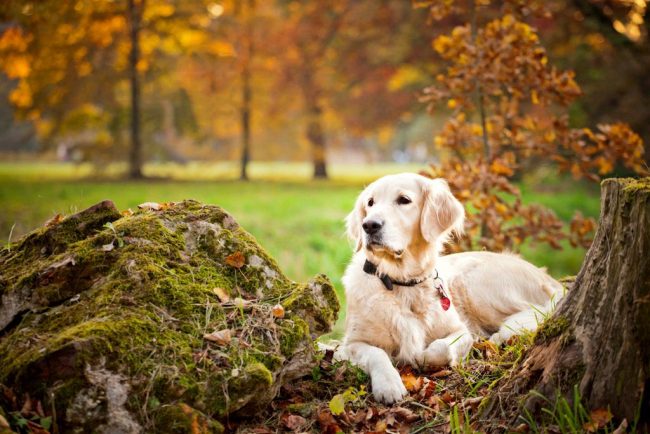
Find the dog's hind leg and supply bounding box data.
[489,304,548,345]
[418,327,474,368]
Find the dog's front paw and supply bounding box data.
[418,339,452,368]
[371,367,408,404]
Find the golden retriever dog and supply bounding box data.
[338,173,563,403]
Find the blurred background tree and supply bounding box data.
[418,0,646,252]
[0,0,441,179]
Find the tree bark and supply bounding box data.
[127,0,143,179]
[483,177,650,430]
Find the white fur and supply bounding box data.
[338,173,564,404]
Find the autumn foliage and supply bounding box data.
[418,0,647,252]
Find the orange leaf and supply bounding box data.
[45,213,64,227]
[400,371,423,392]
[225,252,246,268]
[490,160,514,176]
[589,408,613,429]
[272,304,285,319]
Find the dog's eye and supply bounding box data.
[396,196,411,205]
[367,198,374,207]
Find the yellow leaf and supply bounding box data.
[447,98,457,109]
[212,287,230,303]
[544,130,556,142]
[206,40,235,57]
[490,160,514,176]
[531,90,539,105]
[328,394,346,416]
[387,65,424,91]
[9,80,32,108]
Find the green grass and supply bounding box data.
[0,162,600,336]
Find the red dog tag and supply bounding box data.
[434,276,451,311]
[440,296,451,311]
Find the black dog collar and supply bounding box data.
[363,260,451,310]
[362,259,433,291]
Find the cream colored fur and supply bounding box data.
[339,173,564,404]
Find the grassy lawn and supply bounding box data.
[0,162,600,336]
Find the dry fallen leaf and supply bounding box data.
[317,408,341,434]
[272,304,285,319]
[441,390,454,404]
[584,408,613,432]
[612,418,628,434]
[418,378,437,399]
[0,413,9,428]
[392,406,419,422]
[138,202,162,211]
[45,213,64,228]
[225,251,246,268]
[45,255,76,270]
[512,423,528,432]
[282,414,307,431]
[213,287,230,303]
[102,242,115,252]
[462,396,483,409]
[400,371,423,392]
[474,340,499,357]
[431,369,453,378]
[203,329,232,346]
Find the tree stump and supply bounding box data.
[483,178,650,429]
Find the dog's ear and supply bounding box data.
[345,193,366,252]
[419,177,465,244]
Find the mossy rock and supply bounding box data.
[0,200,339,433]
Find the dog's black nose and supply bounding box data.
[362,219,383,235]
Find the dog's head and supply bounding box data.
[346,173,464,262]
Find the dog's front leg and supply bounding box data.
[418,328,475,368]
[344,341,407,404]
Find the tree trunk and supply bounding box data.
[299,68,328,180]
[127,0,143,179]
[307,103,327,179]
[239,0,254,181]
[483,177,650,430]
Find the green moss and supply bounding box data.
[535,316,570,344]
[605,177,650,205]
[619,177,650,193]
[0,200,338,431]
[279,317,310,356]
